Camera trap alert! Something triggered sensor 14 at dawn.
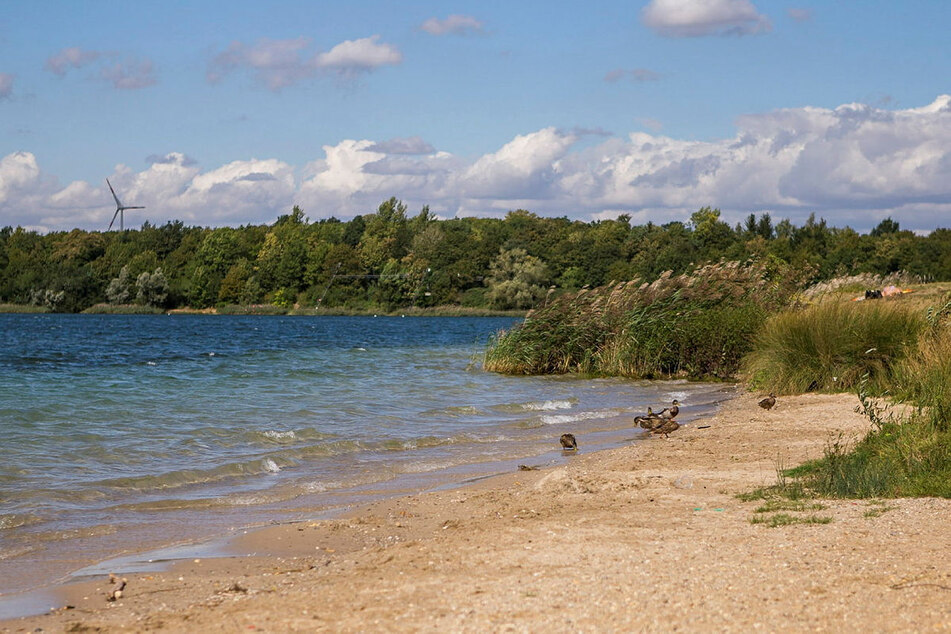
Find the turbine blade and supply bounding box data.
[108,208,121,230]
[106,179,123,207]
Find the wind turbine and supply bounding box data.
[106,179,144,231]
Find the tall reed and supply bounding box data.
[484,261,793,378]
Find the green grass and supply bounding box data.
[743,300,925,394]
[750,513,833,527]
[753,499,826,513]
[82,303,165,315]
[0,303,49,313]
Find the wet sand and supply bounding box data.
[3,390,950,632]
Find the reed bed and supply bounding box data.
[484,261,793,378]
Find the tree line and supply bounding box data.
[1,197,949,313]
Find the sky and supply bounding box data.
[1,0,949,234]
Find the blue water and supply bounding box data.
[0,314,733,598]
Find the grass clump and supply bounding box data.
[743,300,925,394]
[750,513,833,527]
[753,499,826,513]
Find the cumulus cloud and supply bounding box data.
[642,0,771,37]
[604,68,661,82]
[313,35,402,76]
[0,73,13,100]
[5,95,951,232]
[419,14,485,36]
[208,35,401,90]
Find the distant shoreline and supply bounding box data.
[0,303,526,318]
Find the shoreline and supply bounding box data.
[4,390,951,632]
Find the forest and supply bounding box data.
[2,197,950,313]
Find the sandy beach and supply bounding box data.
[3,389,950,632]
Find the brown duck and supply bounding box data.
[758,393,777,410]
[651,419,680,438]
[635,407,662,429]
[560,433,578,450]
[657,399,680,420]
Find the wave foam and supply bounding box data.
[540,410,614,426]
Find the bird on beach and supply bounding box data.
[758,393,777,410]
[657,399,680,420]
[651,419,680,438]
[560,433,578,450]
[635,407,662,429]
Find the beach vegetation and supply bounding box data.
[743,300,926,394]
[750,513,833,527]
[484,260,800,378]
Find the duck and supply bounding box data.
[651,419,680,438]
[635,407,661,429]
[657,399,680,420]
[758,393,777,410]
[560,433,578,450]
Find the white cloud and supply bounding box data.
[642,0,771,37]
[419,15,485,36]
[45,47,101,75]
[0,73,13,100]
[4,96,951,233]
[313,35,402,76]
[208,35,401,90]
[461,128,578,199]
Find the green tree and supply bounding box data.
[486,247,551,310]
[136,268,169,307]
[106,266,134,304]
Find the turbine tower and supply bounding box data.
[106,179,145,231]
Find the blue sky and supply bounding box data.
[1,0,949,233]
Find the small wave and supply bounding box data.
[538,410,617,426]
[262,430,296,441]
[380,436,455,451]
[94,456,294,492]
[420,405,482,418]
[28,523,118,543]
[523,399,575,411]
[0,513,44,531]
[492,398,577,413]
[0,544,38,560]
